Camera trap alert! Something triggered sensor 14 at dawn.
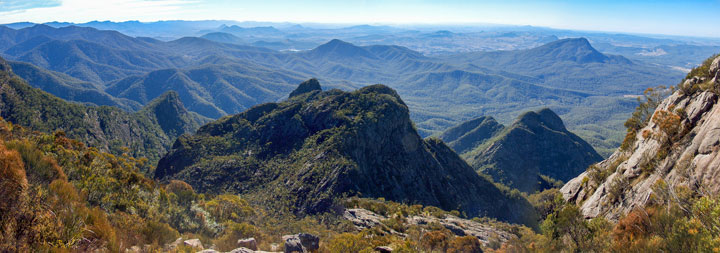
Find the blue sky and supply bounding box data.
[0,0,718,37]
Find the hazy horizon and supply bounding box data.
[1,0,719,38]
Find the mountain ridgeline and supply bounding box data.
[441,108,603,193]
[155,79,537,225]
[0,24,686,158]
[0,56,207,165]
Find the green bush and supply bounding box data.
[142,221,180,246]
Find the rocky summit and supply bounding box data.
[155,79,536,225]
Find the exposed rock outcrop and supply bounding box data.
[562,55,720,221]
[343,208,515,247]
[288,78,321,98]
[237,238,258,251]
[282,233,318,253]
[184,238,204,249]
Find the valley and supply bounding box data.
[0,12,719,252]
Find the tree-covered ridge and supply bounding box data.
[7,60,141,111]
[0,56,206,165]
[440,108,602,193]
[156,79,537,226]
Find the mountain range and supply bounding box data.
[1,19,719,252]
[0,56,206,165]
[0,24,687,157]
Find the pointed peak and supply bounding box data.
[289,78,322,98]
[144,91,184,111]
[315,39,357,50]
[157,90,181,101]
[309,39,376,59]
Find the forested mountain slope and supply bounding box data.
[0,56,206,164]
[156,79,537,225]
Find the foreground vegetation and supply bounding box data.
[4,111,718,252]
[497,184,720,252]
[0,116,522,252]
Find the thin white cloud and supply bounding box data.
[0,0,198,23]
[0,0,61,12]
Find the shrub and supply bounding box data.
[613,208,651,249]
[652,110,681,138]
[324,232,373,253]
[622,86,671,150]
[606,175,629,204]
[5,140,66,183]
[685,54,719,80]
[420,230,450,252]
[166,180,196,205]
[527,188,563,220]
[142,220,180,246]
[0,143,27,213]
[86,207,118,250]
[447,236,483,253]
[587,165,611,188]
[213,222,258,251]
[203,194,255,224]
[382,216,407,233]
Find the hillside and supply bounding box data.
[441,108,603,193]
[155,79,537,225]
[106,62,305,119]
[7,60,140,110]
[0,56,206,164]
[437,116,504,154]
[0,25,686,156]
[561,55,720,221]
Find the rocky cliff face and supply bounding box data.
[155,80,536,225]
[440,108,602,193]
[562,55,720,221]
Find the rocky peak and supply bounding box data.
[288,78,322,98]
[455,108,602,193]
[517,108,567,131]
[155,80,536,225]
[140,91,204,138]
[562,55,720,220]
